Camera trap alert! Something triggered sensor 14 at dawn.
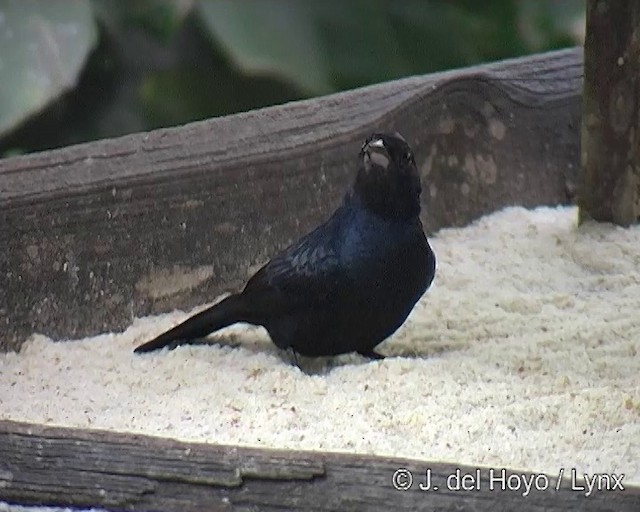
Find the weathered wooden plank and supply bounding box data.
[580,1,640,225]
[1,420,637,511]
[0,47,583,351]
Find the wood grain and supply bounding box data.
[580,1,640,225]
[1,420,637,511]
[1,47,583,351]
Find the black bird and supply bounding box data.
[134,132,436,359]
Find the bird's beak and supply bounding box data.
[364,138,390,169]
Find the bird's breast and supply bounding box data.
[340,212,433,299]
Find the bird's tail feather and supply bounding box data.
[133,294,245,353]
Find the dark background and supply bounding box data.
[0,0,584,157]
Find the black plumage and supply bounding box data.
[134,132,436,359]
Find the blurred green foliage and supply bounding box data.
[0,0,96,139]
[0,0,584,156]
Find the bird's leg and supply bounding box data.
[358,349,385,360]
[286,347,301,368]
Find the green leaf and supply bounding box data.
[91,0,194,42]
[0,0,97,137]
[517,0,585,51]
[196,0,582,95]
[196,0,332,94]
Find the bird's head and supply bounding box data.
[353,132,422,220]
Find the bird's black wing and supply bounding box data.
[241,213,349,315]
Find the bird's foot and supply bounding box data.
[286,347,301,368]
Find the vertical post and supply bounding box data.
[579,0,640,225]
